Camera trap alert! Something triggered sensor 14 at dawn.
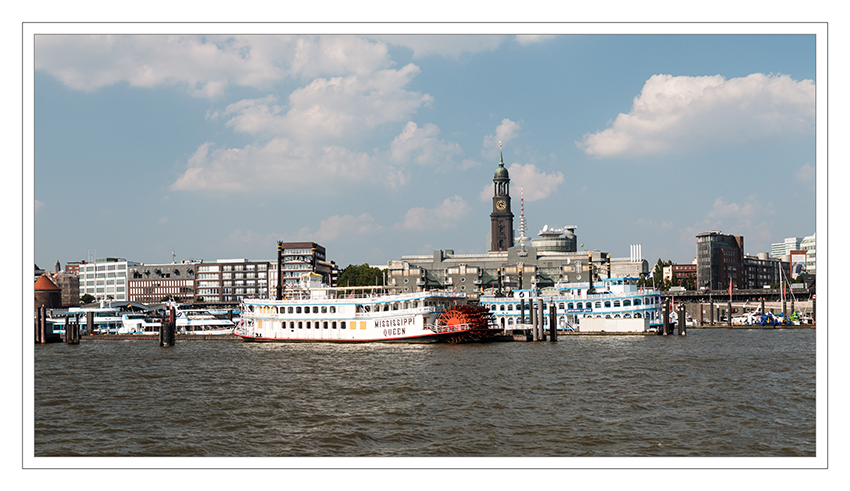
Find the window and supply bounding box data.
[623,300,632,306]
[341,321,346,329]
[296,306,302,314]
[604,301,611,308]
[313,306,319,314]
[634,299,642,306]
[323,322,328,329]
[322,306,327,313]
[332,322,337,329]
[288,307,294,313]
[330,306,336,314]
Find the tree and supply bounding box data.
[80,294,95,304]
[338,263,386,287]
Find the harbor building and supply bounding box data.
[801,233,816,274]
[664,262,697,283]
[770,237,803,258]
[387,150,648,295]
[77,257,139,302]
[128,261,199,304]
[194,259,270,303]
[697,231,789,290]
[267,242,338,290]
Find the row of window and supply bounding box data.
[282,320,347,329]
[253,305,338,314]
[487,297,658,311]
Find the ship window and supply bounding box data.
[288,307,293,313]
[604,301,611,308]
[606,314,611,318]
[508,318,514,325]
[305,322,310,329]
[298,321,303,328]
[393,303,399,310]
[500,305,505,311]
[635,313,642,318]
[341,321,346,329]
[623,300,631,306]
[507,304,513,311]
[332,322,337,329]
[559,303,565,310]
[322,306,327,313]
[290,322,295,329]
[313,306,319,314]
[625,314,631,318]
[585,302,592,309]
[323,322,328,329]
[595,302,602,308]
[296,306,302,314]
[614,314,620,318]
[613,301,620,307]
[383,304,389,312]
[634,299,642,306]
[330,306,336,313]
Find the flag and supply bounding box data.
[729,278,732,297]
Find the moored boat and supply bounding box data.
[234,273,498,343]
[479,276,663,333]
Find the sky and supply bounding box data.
[31,29,818,270]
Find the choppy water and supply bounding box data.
[34,329,815,457]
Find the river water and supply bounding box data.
[34,329,816,459]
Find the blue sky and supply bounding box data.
[32,30,817,270]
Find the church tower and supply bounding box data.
[489,143,514,252]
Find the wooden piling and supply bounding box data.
[86,311,94,335]
[160,306,176,346]
[531,298,538,340]
[661,302,668,335]
[549,303,557,342]
[538,299,545,341]
[709,299,714,326]
[65,315,80,345]
[678,303,686,336]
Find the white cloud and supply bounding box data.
[578,73,815,158]
[682,196,776,254]
[171,139,381,192]
[296,214,383,243]
[515,35,557,46]
[35,35,397,98]
[34,199,45,214]
[478,163,563,202]
[399,195,471,230]
[158,217,168,224]
[372,35,505,59]
[795,162,815,192]
[390,121,463,169]
[483,119,522,158]
[220,64,432,144]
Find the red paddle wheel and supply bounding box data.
[436,305,497,343]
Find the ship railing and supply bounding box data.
[428,323,472,333]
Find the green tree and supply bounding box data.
[80,293,95,304]
[338,263,386,287]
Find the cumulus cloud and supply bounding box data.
[35,35,397,98]
[479,163,563,202]
[578,73,815,158]
[515,35,557,46]
[681,196,776,252]
[399,195,471,230]
[221,64,432,143]
[372,35,505,59]
[171,139,382,192]
[390,121,464,169]
[297,214,383,243]
[483,119,522,158]
[795,162,815,192]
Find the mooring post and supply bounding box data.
[531,298,538,341]
[727,300,732,326]
[661,301,669,336]
[35,307,43,344]
[160,306,176,347]
[65,315,80,345]
[549,303,557,341]
[87,311,94,335]
[709,299,714,326]
[678,303,686,336]
[538,299,545,341]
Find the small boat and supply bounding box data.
[117,312,162,335]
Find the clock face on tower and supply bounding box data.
[495,199,506,211]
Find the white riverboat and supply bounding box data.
[234,273,498,343]
[173,305,236,335]
[117,312,162,335]
[479,277,663,333]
